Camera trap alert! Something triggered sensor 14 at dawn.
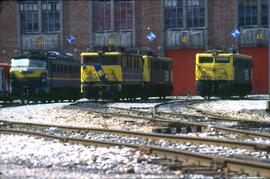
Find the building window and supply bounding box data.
[186,0,205,28]
[19,0,60,33]
[239,0,258,26]
[20,0,39,32]
[164,0,205,29]
[115,0,133,30]
[261,0,268,26]
[42,0,60,32]
[238,0,268,27]
[93,0,111,31]
[165,0,183,28]
[93,0,133,32]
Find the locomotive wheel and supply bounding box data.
[20,99,30,104]
[111,97,119,102]
[220,95,231,100]
[203,96,211,100]
[142,96,148,100]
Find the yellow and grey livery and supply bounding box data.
[10,50,80,101]
[195,50,253,98]
[81,49,173,100]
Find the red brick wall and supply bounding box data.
[208,0,236,49]
[135,0,162,53]
[62,0,91,57]
[0,0,18,63]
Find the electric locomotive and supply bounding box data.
[81,46,173,100]
[195,50,253,98]
[10,50,80,101]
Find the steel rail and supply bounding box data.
[154,99,270,124]
[185,100,270,124]
[156,116,270,140]
[0,128,270,177]
[1,120,269,152]
[69,103,270,140]
[69,104,154,120]
[76,101,270,130]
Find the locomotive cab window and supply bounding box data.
[83,56,100,64]
[101,56,119,65]
[215,57,230,63]
[199,57,213,63]
[11,58,47,70]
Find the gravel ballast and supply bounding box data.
[1,96,270,178]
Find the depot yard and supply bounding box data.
[0,95,270,178]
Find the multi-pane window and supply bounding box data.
[115,0,133,30]
[165,0,183,28]
[19,0,60,33]
[93,0,133,32]
[238,0,268,27]
[261,0,268,26]
[164,0,205,29]
[93,0,111,31]
[186,0,205,28]
[42,0,60,32]
[20,0,39,32]
[238,0,258,26]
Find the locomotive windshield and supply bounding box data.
[11,58,47,70]
[215,57,230,63]
[83,55,119,65]
[199,57,213,63]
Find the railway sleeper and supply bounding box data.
[181,166,223,176]
[138,157,222,176]
[146,158,181,166]
[139,146,152,155]
[255,144,270,153]
[152,126,202,134]
[212,158,226,170]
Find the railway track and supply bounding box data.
[71,100,270,140]
[1,97,270,177]
[156,99,270,121]
[1,120,269,152]
[0,121,270,177]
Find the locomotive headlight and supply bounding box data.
[85,75,91,80]
[41,73,47,82]
[92,74,97,80]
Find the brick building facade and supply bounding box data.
[0,0,269,95]
[0,0,19,63]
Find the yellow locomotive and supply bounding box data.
[195,50,253,98]
[81,47,173,100]
[10,50,80,101]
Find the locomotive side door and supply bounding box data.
[143,56,150,83]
